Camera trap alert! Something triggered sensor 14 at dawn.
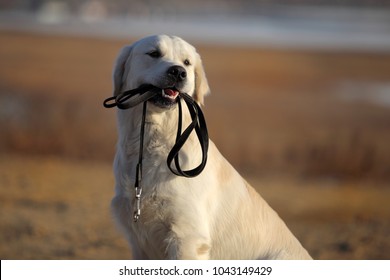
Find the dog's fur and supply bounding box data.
[110,35,312,260]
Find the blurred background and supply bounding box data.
[1,0,390,259]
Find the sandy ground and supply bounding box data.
[0,31,390,259]
[1,155,389,260]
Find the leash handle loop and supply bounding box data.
[103,84,159,109]
[103,96,118,108]
[167,93,209,177]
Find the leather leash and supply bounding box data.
[103,85,209,221]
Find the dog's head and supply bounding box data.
[113,35,210,108]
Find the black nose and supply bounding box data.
[167,65,187,81]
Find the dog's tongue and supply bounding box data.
[164,88,179,98]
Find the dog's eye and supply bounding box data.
[147,50,161,58]
[184,59,191,66]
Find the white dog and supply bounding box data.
[110,35,312,260]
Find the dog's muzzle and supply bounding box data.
[149,66,187,108]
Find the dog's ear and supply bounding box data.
[193,53,210,105]
[113,45,133,96]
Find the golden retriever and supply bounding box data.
[110,34,312,260]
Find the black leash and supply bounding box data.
[103,85,209,221]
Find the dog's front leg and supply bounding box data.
[166,226,211,260]
[167,237,211,260]
[179,237,211,260]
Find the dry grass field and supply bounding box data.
[1,31,390,259]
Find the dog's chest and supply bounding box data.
[130,185,177,258]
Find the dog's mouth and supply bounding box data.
[150,87,180,108]
[162,88,180,101]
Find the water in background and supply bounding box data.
[0,0,390,51]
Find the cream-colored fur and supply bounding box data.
[110,35,312,260]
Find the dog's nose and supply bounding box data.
[167,65,187,81]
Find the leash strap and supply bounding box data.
[167,92,209,177]
[132,101,147,222]
[103,85,209,221]
[103,84,159,109]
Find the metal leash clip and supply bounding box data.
[133,162,143,222]
[133,186,142,222]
